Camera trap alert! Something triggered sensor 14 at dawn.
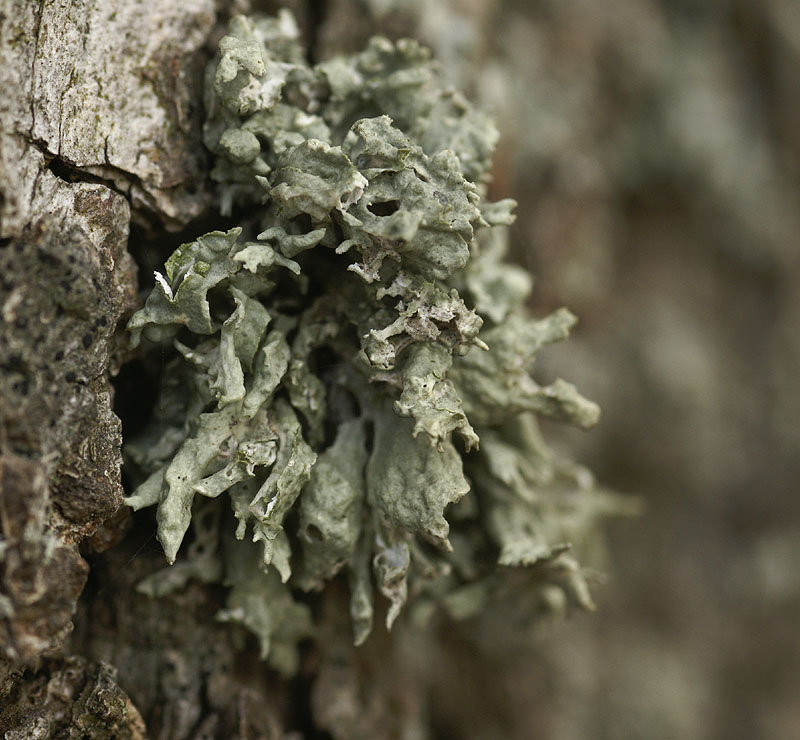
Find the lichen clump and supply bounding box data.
[125,11,613,674]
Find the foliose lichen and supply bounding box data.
[124,10,620,674]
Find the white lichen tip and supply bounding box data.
[153,271,173,300]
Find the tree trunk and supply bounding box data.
[0,0,214,735]
[3,1,799,739]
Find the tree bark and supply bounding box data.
[4,1,799,739]
[0,0,215,734]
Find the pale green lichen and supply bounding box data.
[125,11,622,673]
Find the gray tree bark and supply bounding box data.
[4,1,798,739]
[0,1,213,735]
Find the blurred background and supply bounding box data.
[295,0,800,737]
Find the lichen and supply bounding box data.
[124,11,621,673]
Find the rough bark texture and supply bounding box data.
[0,0,214,730]
[14,0,216,227]
[2,0,799,738]
[0,657,147,740]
